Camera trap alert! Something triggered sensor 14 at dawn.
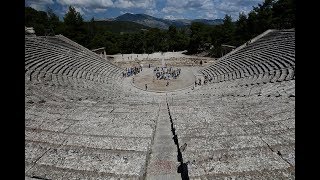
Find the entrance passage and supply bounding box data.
[132,67,195,92]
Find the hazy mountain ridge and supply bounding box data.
[94,20,151,33]
[114,13,223,29]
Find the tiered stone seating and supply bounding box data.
[25,34,165,179]
[155,29,295,179]
[163,76,294,179]
[201,29,295,86]
[25,29,294,179]
[25,84,159,179]
[25,35,122,87]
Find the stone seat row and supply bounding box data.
[25,36,120,70]
[203,60,294,84]
[25,58,121,84]
[219,30,294,63]
[25,37,113,69]
[217,40,294,66]
[25,69,122,91]
[25,36,123,87]
[201,29,295,86]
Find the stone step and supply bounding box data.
[146,102,180,179]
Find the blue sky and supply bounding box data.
[25,0,264,21]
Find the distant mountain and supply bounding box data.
[192,19,224,25]
[170,19,192,27]
[113,13,223,29]
[115,13,170,29]
[94,20,150,33]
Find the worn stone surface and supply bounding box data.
[25,30,294,179]
[146,103,181,179]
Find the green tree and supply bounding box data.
[234,13,249,45]
[47,7,60,27]
[254,0,275,33]
[132,33,144,53]
[167,25,177,51]
[62,6,87,46]
[208,25,224,57]
[247,11,259,37]
[175,29,189,51]
[25,7,49,35]
[272,0,295,29]
[188,22,205,54]
[88,17,97,39]
[119,33,132,54]
[145,28,162,53]
[221,14,235,44]
[25,0,295,57]
[63,6,83,27]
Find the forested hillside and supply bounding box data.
[25,0,295,57]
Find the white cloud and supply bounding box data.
[200,0,214,10]
[213,0,264,19]
[162,0,264,20]
[29,4,45,11]
[114,0,134,8]
[57,0,113,9]
[26,0,54,11]
[161,0,209,16]
[133,0,156,9]
[145,8,158,16]
[26,0,265,21]
[74,7,85,15]
[93,8,107,13]
[120,10,134,14]
[114,0,156,9]
[27,0,54,4]
[55,0,114,16]
[161,7,183,14]
[164,15,174,19]
[165,0,205,9]
[205,11,218,19]
[165,0,188,8]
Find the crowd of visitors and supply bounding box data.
[122,65,143,77]
[153,66,181,80]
